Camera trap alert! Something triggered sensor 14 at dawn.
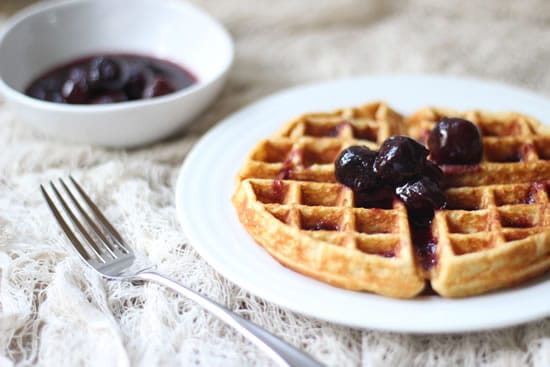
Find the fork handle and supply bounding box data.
[135,271,324,367]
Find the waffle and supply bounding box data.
[232,101,550,298]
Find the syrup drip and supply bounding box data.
[527,181,545,204]
[411,225,438,270]
[276,148,301,180]
[271,149,302,203]
[419,281,437,296]
[271,180,285,203]
[278,161,293,180]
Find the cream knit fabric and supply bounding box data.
[1,0,550,366]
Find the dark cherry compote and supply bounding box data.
[334,118,484,271]
[335,137,447,226]
[335,117,483,270]
[335,136,447,270]
[427,117,483,165]
[25,54,197,104]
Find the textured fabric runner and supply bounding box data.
[2,0,550,366]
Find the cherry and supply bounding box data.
[87,57,127,90]
[61,68,90,104]
[61,80,87,103]
[27,85,47,100]
[67,67,87,82]
[422,160,444,187]
[142,77,175,98]
[124,66,153,100]
[44,91,65,103]
[25,54,195,104]
[373,136,428,185]
[39,77,63,92]
[395,177,447,211]
[428,117,483,165]
[335,146,380,192]
[27,77,63,101]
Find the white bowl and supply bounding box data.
[0,0,233,147]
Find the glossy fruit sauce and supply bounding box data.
[25,53,197,104]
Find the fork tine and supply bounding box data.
[49,181,107,263]
[41,184,97,262]
[69,175,131,254]
[58,178,118,259]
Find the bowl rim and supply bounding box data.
[0,0,234,112]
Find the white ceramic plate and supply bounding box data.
[175,75,550,333]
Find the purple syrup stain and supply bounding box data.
[277,149,302,179]
[271,179,285,203]
[380,250,396,258]
[304,221,340,231]
[420,281,437,296]
[501,216,533,228]
[526,182,545,204]
[277,160,293,180]
[411,226,438,270]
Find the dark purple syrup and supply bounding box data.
[25,53,197,104]
[271,180,285,203]
[411,226,438,270]
[276,149,302,180]
[379,250,396,258]
[353,188,395,209]
[304,221,340,231]
[527,182,545,204]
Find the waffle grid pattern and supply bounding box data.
[233,102,550,298]
[238,102,404,183]
[439,182,549,256]
[250,179,405,258]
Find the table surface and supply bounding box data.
[1,1,550,366]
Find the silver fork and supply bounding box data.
[41,176,323,367]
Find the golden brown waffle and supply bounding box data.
[431,182,550,297]
[232,101,550,298]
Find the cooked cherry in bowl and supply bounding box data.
[25,54,197,104]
